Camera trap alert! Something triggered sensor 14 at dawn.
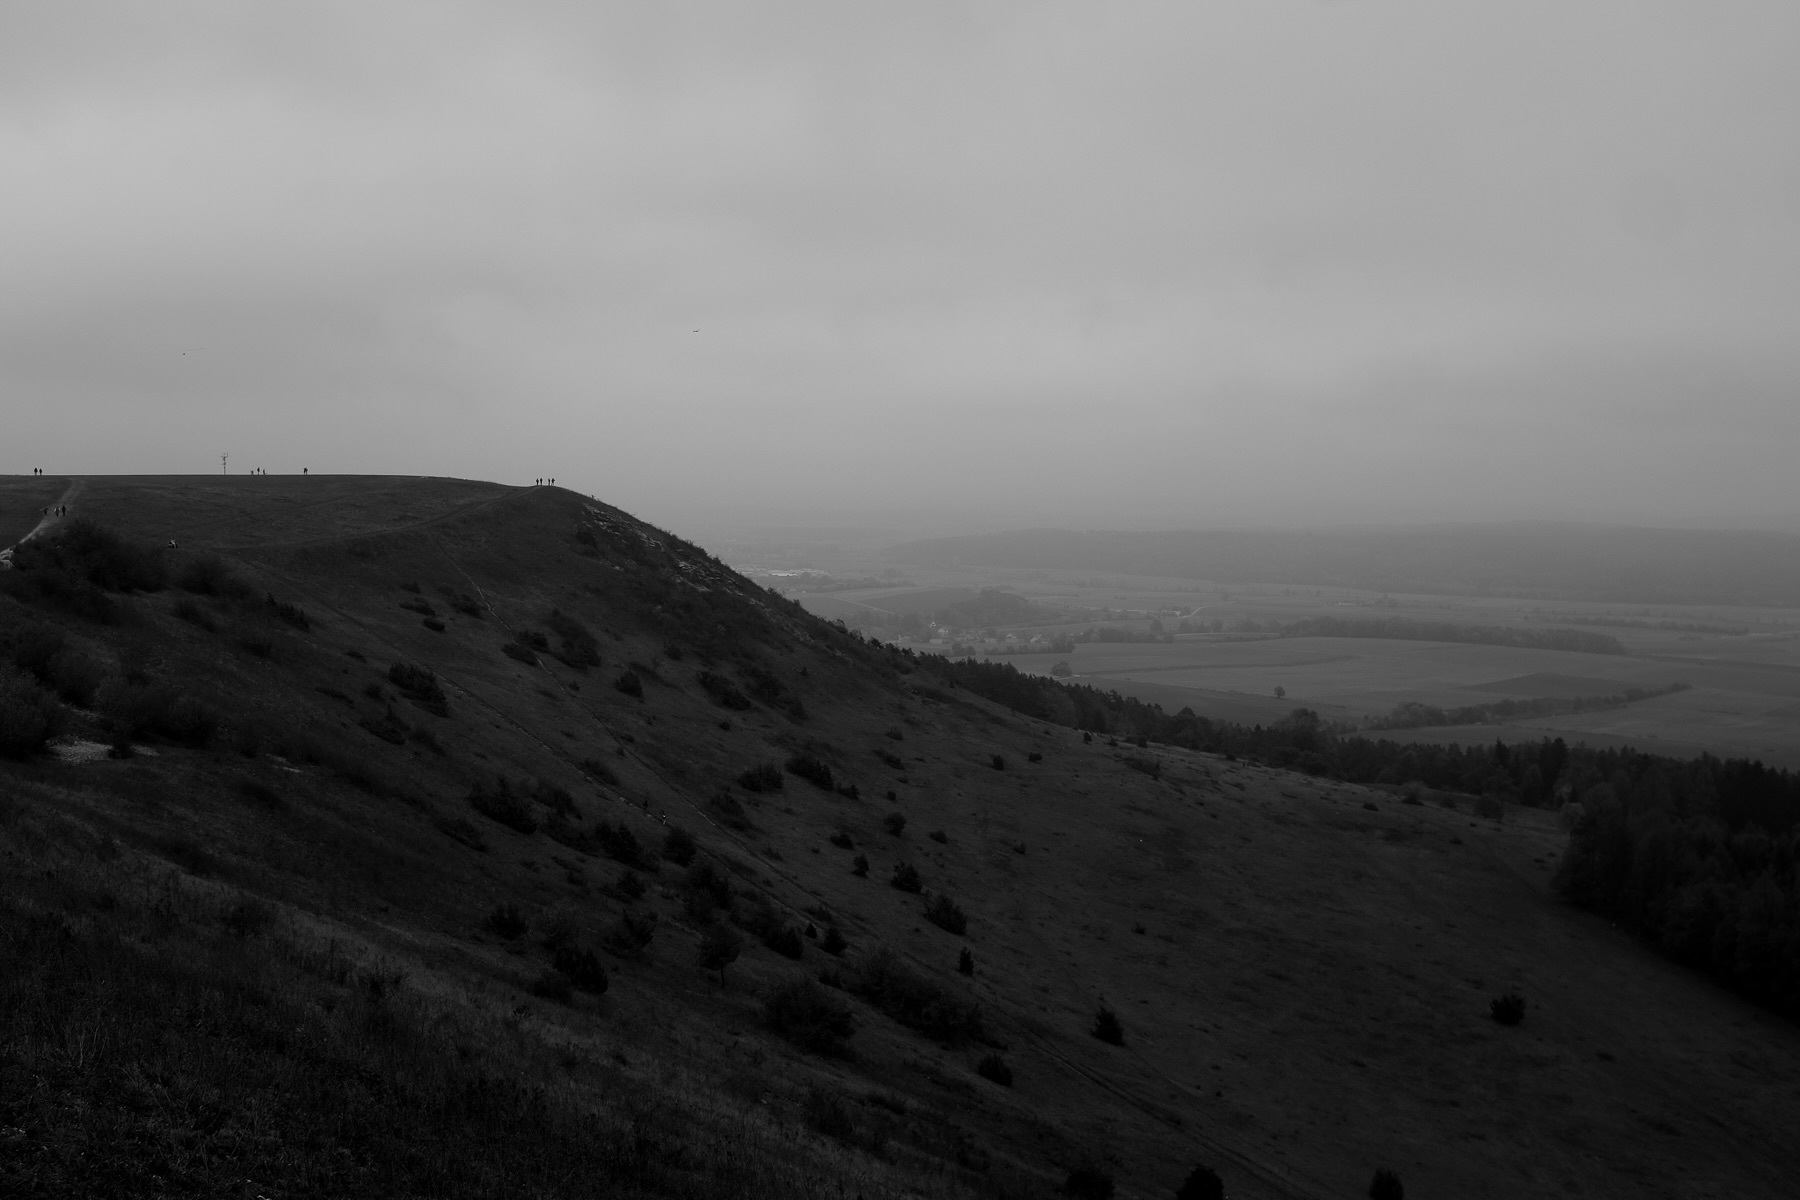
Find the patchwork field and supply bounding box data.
[786,561,1800,768]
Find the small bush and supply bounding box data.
[829,831,853,849]
[470,777,537,834]
[617,870,646,901]
[738,762,783,792]
[503,640,540,666]
[388,661,448,716]
[265,593,310,630]
[990,755,1005,771]
[422,617,445,632]
[764,977,855,1057]
[486,903,529,939]
[580,756,620,785]
[662,826,697,865]
[1177,1164,1225,1200]
[613,670,642,697]
[821,927,847,956]
[601,908,657,960]
[595,820,646,867]
[845,947,986,1044]
[1490,993,1526,1025]
[707,790,752,831]
[97,679,217,747]
[851,854,869,877]
[785,754,834,790]
[927,829,947,844]
[802,1086,858,1143]
[1474,794,1506,821]
[698,671,752,710]
[0,665,61,758]
[697,921,743,983]
[958,947,974,976]
[683,861,735,922]
[1064,1164,1114,1200]
[924,894,966,935]
[553,945,609,994]
[435,816,487,851]
[529,970,573,1004]
[883,812,907,836]
[890,862,923,893]
[1091,1007,1124,1045]
[177,554,251,598]
[762,923,804,960]
[1028,751,1042,763]
[545,608,601,669]
[1369,1167,1404,1200]
[172,596,216,630]
[975,1053,1012,1087]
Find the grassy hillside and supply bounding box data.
[3,476,1799,1199]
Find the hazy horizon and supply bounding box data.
[5,3,1798,533]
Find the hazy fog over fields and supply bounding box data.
[4,3,1798,531]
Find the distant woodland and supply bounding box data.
[882,642,1800,1023]
[889,524,1800,606]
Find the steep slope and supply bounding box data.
[3,475,1799,1199]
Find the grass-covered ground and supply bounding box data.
[3,475,1799,1198]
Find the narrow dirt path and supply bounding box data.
[0,478,84,567]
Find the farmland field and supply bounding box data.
[785,557,1800,768]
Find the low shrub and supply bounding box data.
[1490,993,1526,1025]
[529,970,573,1004]
[958,947,974,976]
[177,554,252,599]
[851,854,869,877]
[0,665,61,758]
[1065,1163,1114,1199]
[552,945,609,994]
[662,826,697,865]
[697,921,743,983]
[924,894,966,935]
[698,671,752,710]
[875,749,904,769]
[435,816,487,851]
[617,871,646,901]
[265,594,309,630]
[601,908,656,960]
[172,596,216,630]
[388,661,448,717]
[1369,1167,1404,1200]
[1177,1164,1225,1200]
[682,861,735,922]
[844,947,986,1044]
[1091,1007,1124,1045]
[821,927,847,956]
[927,829,947,844]
[707,790,752,831]
[1122,755,1160,779]
[486,903,529,939]
[470,777,537,834]
[785,754,834,790]
[829,831,853,849]
[883,812,907,836]
[613,670,642,698]
[763,923,804,960]
[890,863,922,893]
[534,779,578,817]
[1474,794,1506,821]
[738,762,783,793]
[990,755,1004,771]
[97,679,218,747]
[764,977,855,1057]
[975,1053,1012,1087]
[580,756,620,785]
[545,609,601,669]
[1027,751,1042,763]
[502,640,540,666]
[595,821,646,868]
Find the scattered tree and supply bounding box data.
[1091,1006,1124,1045]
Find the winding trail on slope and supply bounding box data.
[0,479,86,568]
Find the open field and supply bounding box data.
[790,561,1800,768]
[5,475,1799,1197]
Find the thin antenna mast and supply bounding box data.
[221,453,228,476]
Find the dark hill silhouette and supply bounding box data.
[2,475,1798,1198]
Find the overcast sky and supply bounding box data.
[4,2,1798,533]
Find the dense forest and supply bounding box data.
[872,637,1800,1023]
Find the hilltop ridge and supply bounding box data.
[2,475,1799,1199]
